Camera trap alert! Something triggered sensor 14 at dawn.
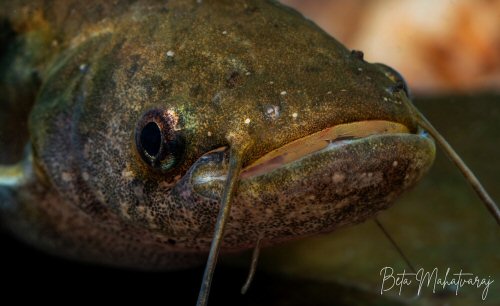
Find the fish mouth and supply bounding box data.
[183,119,434,247]
[188,118,434,212]
[240,120,411,179]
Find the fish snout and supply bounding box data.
[178,127,435,250]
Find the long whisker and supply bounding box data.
[241,233,264,295]
[196,147,245,306]
[408,102,500,225]
[374,217,416,274]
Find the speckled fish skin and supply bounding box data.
[0,0,435,269]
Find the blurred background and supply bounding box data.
[1,1,499,305]
[282,0,500,94]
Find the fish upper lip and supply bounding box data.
[240,120,412,179]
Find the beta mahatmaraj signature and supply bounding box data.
[379,266,494,300]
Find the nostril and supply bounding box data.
[388,80,411,98]
[350,50,364,61]
[376,63,411,98]
[390,81,406,93]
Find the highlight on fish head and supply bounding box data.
[28,0,435,251]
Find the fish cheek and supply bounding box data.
[28,34,118,208]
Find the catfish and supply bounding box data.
[0,1,497,305]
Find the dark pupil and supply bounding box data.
[140,122,162,157]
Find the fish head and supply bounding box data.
[30,0,435,250]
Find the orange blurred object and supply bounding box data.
[281,0,500,93]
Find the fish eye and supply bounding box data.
[376,63,411,98]
[135,109,184,172]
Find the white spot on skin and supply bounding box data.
[393,161,398,167]
[120,205,132,220]
[332,172,345,183]
[307,195,316,201]
[122,169,134,179]
[335,198,351,209]
[137,205,146,214]
[82,172,90,181]
[166,50,175,57]
[292,112,298,119]
[244,118,251,124]
[280,91,287,96]
[61,172,72,182]
[358,171,383,187]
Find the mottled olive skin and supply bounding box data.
[0,0,434,269]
